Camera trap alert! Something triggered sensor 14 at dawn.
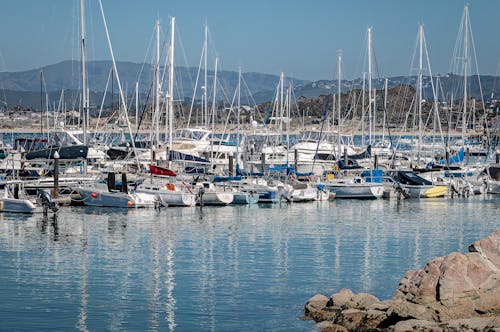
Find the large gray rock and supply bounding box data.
[304,294,329,315]
[389,319,441,332]
[437,251,500,319]
[468,229,500,268]
[304,230,500,331]
[315,321,348,332]
[330,288,381,310]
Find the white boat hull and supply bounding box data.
[322,183,383,199]
[75,187,155,208]
[197,191,233,206]
[0,197,41,213]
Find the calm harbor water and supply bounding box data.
[0,196,499,331]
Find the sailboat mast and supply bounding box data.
[280,72,284,137]
[98,0,139,166]
[361,72,365,145]
[155,19,160,149]
[368,27,373,145]
[80,0,87,145]
[204,23,208,128]
[337,51,342,157]
[135,82,139,131]
[210,57,218,169]
[462,5,469,145]
[40,70,43,136]
[168,17,175,152]
[383,78,388,141]
[417,24,423,162]
[236,67,241,168]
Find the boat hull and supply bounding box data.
[0,198,40,213]
[75,188,153,208]
[322,183,383,199]
[26,145,88,160]
[197,191,233,206]
[232,192,260,204]
[404,185,448,198]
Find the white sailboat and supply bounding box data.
[194,182,233,206]
[136,181,196,207]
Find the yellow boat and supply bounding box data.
[423,186,448,198]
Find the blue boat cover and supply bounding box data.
[213,176,242,182]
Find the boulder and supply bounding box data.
[387,299,439,322]
[330,289,354,308]
[304,230,500,331]
[304,294,328,314]
[468,229,500,268]
[444,316,500,331]
[316,321,348,332]
[337,308,366,330]
[329,288,380,310]
[437,251,500,319]
[389,319,441,332]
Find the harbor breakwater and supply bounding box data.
[303,230,500,331]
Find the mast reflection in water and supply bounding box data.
[0,196,498,331]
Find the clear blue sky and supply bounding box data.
[0,0,498,81]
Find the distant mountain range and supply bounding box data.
[0,60,498,110]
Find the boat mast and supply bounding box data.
[210,57,218,170]
[383,78,388,142]
[135,81,139,131]
[368,27,373,145]
[98,0,139,166]
[168,17,175,153]
[40,70,44,137]
[236,66,241,169]
[337,50,342,158]
[204,23,208,128]
[287,83,291,151]
[462,5,469,146]
[155,19,160,151]
[361,72,366,145]
[280,72,284,137]
[80,0,87,145]
[417,24,423,163]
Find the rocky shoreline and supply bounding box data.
[303,230,500,331]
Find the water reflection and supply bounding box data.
[0,196,498,331]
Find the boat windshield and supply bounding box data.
[174,129,209,141]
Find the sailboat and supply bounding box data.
[317,51,383,199]
[137,180,196,207]
[194,181,233,206]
